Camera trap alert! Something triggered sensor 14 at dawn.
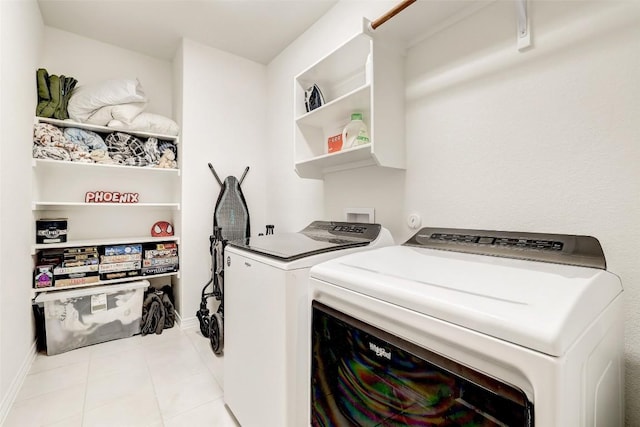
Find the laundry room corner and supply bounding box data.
[176,37,269,326]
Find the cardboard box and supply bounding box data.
[36,218,68,244]
[54,275,100,288]
[143,256,179,267]
[34,265,54,288]
[98,261,142,274]
[100,254,142,264]
[142,264,179,276]
[103,244,142,256]
[327,133,343,153]
[100,270,141,281]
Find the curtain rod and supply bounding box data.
[369,0,417,30]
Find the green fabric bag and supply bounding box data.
[35,69,78,119]
[54,76,77,120]
[36,68,51,116]
[36,68,50,101]
[38,74,60,118]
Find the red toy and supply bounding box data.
[151,221,174,237]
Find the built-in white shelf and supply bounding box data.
[32,158,180,175]
[32,236,179,255]
[31,116,182,300]
[33,202,180,210]
[32,272,179,295]
[35,116,179,141]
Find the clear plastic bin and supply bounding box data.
[34,280,149,355]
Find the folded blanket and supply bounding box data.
[144,137,161,164]
[69,150,93,163]
[33,123,87,155]
[63,128,108,151]
[32,143,92,163]
[33,122,176,168]
[90,149,115,164]
[105,132,179,167]
[157,140,177,158]
[33,123,66,146]
[33,145,71,161]
[105,132,136,165]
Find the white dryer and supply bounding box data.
[309,228,624,426]
[223,221,393,427]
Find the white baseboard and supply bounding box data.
[177,312,198,330]
[0,340,37,425]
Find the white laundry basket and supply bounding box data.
[34,280,149,355]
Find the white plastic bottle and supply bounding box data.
[342,113,370,149]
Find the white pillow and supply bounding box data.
[68,79,147,122]
[108,113,179,136]
[85,102,147,126]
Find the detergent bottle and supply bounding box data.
[342,113,370,149]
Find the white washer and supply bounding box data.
[309,228,624,426]
[223,221,393,427]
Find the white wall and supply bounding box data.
[266,1,397,233]
[267,0,640,424]
[0,0,43,422]
[177,38,267,325]
[402,2,640,423]
[41,27,173,117]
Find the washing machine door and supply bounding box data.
[311,301,534,427]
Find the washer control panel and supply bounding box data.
[303,221,381,242]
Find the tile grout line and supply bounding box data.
[142,334,169,427]
[81,352,91,427]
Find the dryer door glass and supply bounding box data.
[311,301,533,427]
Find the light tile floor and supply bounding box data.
[4,327,240,427]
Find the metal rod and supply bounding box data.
[370,0,417,30]
[239,166,250,185]
[208,163,223,186]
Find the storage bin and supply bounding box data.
[33,280,149,355]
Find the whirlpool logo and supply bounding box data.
[369,342,391,360]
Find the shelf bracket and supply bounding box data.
[516,0,531,51]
